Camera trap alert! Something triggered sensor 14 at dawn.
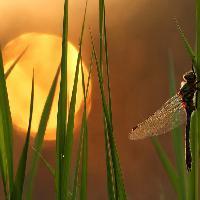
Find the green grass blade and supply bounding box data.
[55,0,68,198]
[0,48,14,197]
[11,70,34,200]
[80,119,87,200]
[71,119,84,200]
[190,2,200,200]
[174,18,196,64]
[26,67,60,200]
[99,0,104,77]
[196,0,200,75]
[62,34,80,199]
[102,9,118,198]
[168,51,187,200]
[31,147,55,177]
[103,4,113,125]
[90,32,117,198]
[79,56,89,200]
[72,49,92,200]
[91,4,127,196]
[5,46,28,79]
[91,36,126,199]
[151,138,179,192]
[0,146,8,198]
[62,51,80,198]
[0,47,28,198]
[61,1,87,198]
[104,119,116,200]
[188,112,198,200]
[0,47,30,199]
[0,108,8,198]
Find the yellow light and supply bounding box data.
[2,33,91,141]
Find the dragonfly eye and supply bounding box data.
[183,71,196,82]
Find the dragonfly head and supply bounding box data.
[183,71,196,83]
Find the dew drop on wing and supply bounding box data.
[129,94,187,140]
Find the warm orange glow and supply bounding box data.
[2,33,92,141]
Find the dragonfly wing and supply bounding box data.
[129,94,186,140]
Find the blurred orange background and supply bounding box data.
[0,0,195,199]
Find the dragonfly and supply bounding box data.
[129,68,200,171]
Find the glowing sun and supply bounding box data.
[2,33,91,141]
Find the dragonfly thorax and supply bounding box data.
[179,71,196,112]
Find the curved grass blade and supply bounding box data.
[0,47,27,199]
[0,48,14,197]
[188,112,197,200]
[90,29,116,199]
[174,18,196,64]
[104,118,116,200]
[189,2,200,200]
[71,111,83,200]
[31,147,55,177]
[151,52,187,199]
[90,32,126,199]
[79,55,89,200]
[0,145,8,198]
[151,138,179,192]
[11,70,34,200]
[61,1,87,197]
[72,49,92,200]
[90,2,127,197]
[55,0,68,198]
[168,52,187,200]
[103,4,113,126]
[5,46,28,79]
[102,2,127,198]
[102,5,117,199]
[26,66,60,200]
[80,121,88,200]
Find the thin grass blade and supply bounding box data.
[104,119,116,200]
[101,2,127,197]
[91,3,127,197]
[0,147,8,198]
[11,70,34,200]
[0,48,14,197]
[102,8,118,199]
[168,51,187,200]
[188,111,198,200]
[71,118,84,200]
[5,46,28,79]
[26,66,60,200]
[90,31,117,198]
[103,4,113,125]
[80,119,87,200]
[79,56,89,200]
[188,2,200,199]
[151,138,179,192]
[31,147,55,177]
[55,0,68,198]
[174,18,196,64]
[90,32,127,199]
[61,1,87,197]
[72,49,92,200]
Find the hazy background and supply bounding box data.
[0,0,195,199]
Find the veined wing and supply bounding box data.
[129,94,186,140]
